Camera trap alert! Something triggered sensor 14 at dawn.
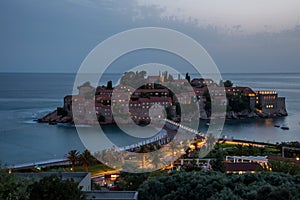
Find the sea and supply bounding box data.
[0,73,299,165]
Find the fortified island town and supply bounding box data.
[39,71,287,125]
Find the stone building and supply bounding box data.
[255,90,287,116]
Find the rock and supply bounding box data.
[278,108,288,116]
[247,111,258,118]
[226,111,237,119]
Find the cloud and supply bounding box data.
[134,0,300,34]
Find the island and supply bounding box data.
[39,71,288,125]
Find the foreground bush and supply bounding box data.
[138,171,300,200]
[27,175,85,200]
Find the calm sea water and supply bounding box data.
[0,73,299,165]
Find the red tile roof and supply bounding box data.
[225,162,262,172]
[95,103,111,109]
[267,156,300,165]
[225,87,255,95]
[134,89,169,93]
[138,97,172,103]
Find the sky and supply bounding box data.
[0,0,300,73]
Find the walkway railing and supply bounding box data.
[8,158,70,170]
[163,119,207,139]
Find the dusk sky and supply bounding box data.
[0,0,300,73]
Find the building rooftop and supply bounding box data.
[15,172,90,183]
[84,191,138,200]
[225,162,263,172]
[267,156,300,165]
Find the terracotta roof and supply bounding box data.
[170,79,188,83]
[193,86,208,91]
[95,103,111,109]
[138,97,172,103]
[267,156,300,165]
[225,162,262,172]
[226,87,255,95]
[148,76,160,79]
[191,78,205,81]
[134,89,169,93]
[96,95,111,101]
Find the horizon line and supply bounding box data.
[1,71,300,74]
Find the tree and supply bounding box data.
[211,147,226,173]
[0,168,29,199]
[65,150,80,172]
[27,175,85,200]
[98,115,106,123]
[269,160,300,175]
[79,149,95,172]
[120,71,147,88]
[223,80,233,87]
[227,92,250,112]
[115,172,150,191]
[138,171,300,200]
[106,80,113,89]
[185,73,191,82]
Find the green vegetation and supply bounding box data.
[223,80,233,87]
[98,115,106,123]
[210,146,226,173]
[79,150,95,172]
[206,143,281,157]
[226,92,251,112]
[138,171,300,200]
[0,167,29,199]
[277,141,300,158]
[115,172,151,191]
[27,175,85,200]
[270,160,300,175]
[65,149,97,172]
[185,73,191,82]
[120,71,147,87]
[106,80,113,89]
[0,169,85,200]
[65,150,80,172]
[64,149,114,175]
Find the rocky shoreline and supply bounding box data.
[38,110,73,125]
[38,108,288,125]
[225,109,288,119]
